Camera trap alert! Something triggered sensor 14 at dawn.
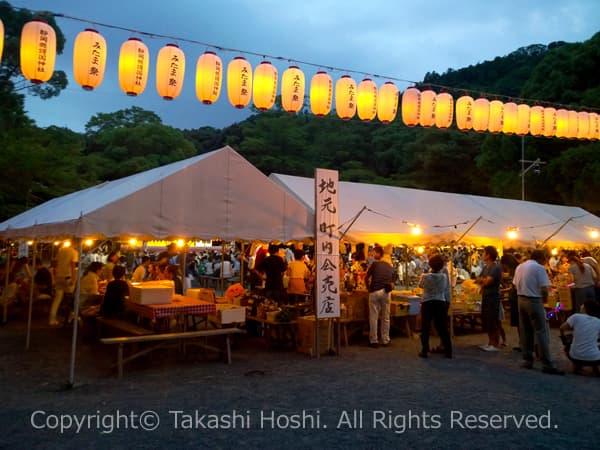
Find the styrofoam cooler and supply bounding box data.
[129,281,174,305]
[210,303,246,325]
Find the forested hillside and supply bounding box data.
[1,0,599,221]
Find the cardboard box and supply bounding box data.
[296,315,333,356]
[129,281,174,305]
[186,288,216,303]
[390,300,409,317]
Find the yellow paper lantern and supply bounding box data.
[588,112,599,140]
[335,75,357,120]
[435,92,453,129]
[455,95,474,131]
[516,103,530,136]
[310,71,332,116]
[73,28,106,91]
[472,97,489,132]
[567,110,579,139]
[253,61,278,111]
[576,112,589,139]
[281,65,305,113]
[357,78,378,122]
[195,51,222,104]
[20,20,56,84]
[0,19,4,64]
[377,81,399,124]
[543,107,556,138]
[419,89,436,127]
[555,109,569,138]
[401,87,421,127]
[502,102,518,134]
[529,106,545,136]
[227,56,252,109]
[156,43,185,100]
[118,37,149,96]
[487,100,504,134]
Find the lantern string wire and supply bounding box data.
[8,5,594,113]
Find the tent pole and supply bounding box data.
[68,238,84,388]
[26,242,38,349]
[182,249,187,295]
[220,242,226,294]
[3,244,11,324]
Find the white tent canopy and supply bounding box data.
[0,146,314,243]
[270,173,600,248]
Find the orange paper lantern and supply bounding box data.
[516,104,530,136]
[195,51,222,104]
[455,95,474,131]
[588,112,599,140]
[335,75,357,120]
[281,66,305,113]
[253,61,278,110]
[502,102,518,134]
[227,56,252,109]
[472,97,490,132]
[577,112,589,139]
[20,20,56,84]
[529,106,545,136]
[73,28,106,91]
[118,37,149,96]
[435,92,453,129]
[419,89,436,127]
[488,100,504,134]
[542,107,556,138]
[567,110,579,139]
[377,81,399,124]
[402,87,421,127]
[156,43,185,100]
[555,109,569,138]
[357,78,378,122]
[310,71,332,116]
[0,19,4,64]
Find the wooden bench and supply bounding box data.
[100,328,244,378]
[96,316,155,337]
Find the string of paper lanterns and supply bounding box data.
[12,18,600,138]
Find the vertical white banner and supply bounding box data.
[315,168,340,318]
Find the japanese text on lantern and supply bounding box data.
[315,168,340,318]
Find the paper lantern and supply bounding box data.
[118,37,149,96]
[577,112,589,139]
[472,97,490,132]
[555,109,569,138]
[73,28,106,91]
[419,89,436,127]
[253,61,278,110]
[0,19,4,64]
[156,43,185,100]
[335,75,357,120]
[455,95,474,131]
[588,112,599,140]
[529,106,545,136]
[542,107,556,138]
[488,100,504,134]
[310,71,332,116]
[377,81,399,124]
[516,104,530,136]
[401,87,421,127]
[502,102,518,134]
[195,51,222,104]
[357,78,378,122]
[227,56,252,108]
[20,20,56,84]
[281,65,305,113]
[567,110,579,139]
[435,92,453,129]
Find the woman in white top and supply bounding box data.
[567,251,596,313]
[80,261,104,309]
[560,300,600,375]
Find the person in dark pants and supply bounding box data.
[476,246,502,352]
[418,254,452,358]
[255,244,287,304]
[101,265,129,318]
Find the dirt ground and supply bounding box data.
[1,305,599,450]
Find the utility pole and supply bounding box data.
[519,135,546,201]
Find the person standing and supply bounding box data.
[476,246,502,352]
[365,245,395,348]
[49,243,78,326]
[255,244,288,303]
[567,251,596,313]
[513,249,564,375]
[418,254,452,358]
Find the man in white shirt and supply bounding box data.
[513,249,564,375]
[560,300,600,375]
[131,256,150,283]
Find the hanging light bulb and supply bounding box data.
[542,107,556,138]
[357,78,378,122]
[227,56,252,109]
[455,95,474,131]
[73,28,106,91]
[281,65,305,113]
[377,81,399,124]
[472,97,490,132]
[195,51,222,104]
[567,110,579,139]
[488,100,504,134]
[590,229,599,239]
[419,89,436,127]
[310,71,332,116]
[555,109,569,138]
[401,87,421,127]
[507,227,519,240]
[118,37,149,96]
[253,61,278,110]
[516,103,530,136]
[20,20,57,84]
[576,111,589,139]
[529,105,545,136]
[435,92,453,129]
[156,43,185,100]
[411,225,422,236]
[502,102,518,134]
[335,75,357,120]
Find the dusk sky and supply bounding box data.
[10,0,600,132]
